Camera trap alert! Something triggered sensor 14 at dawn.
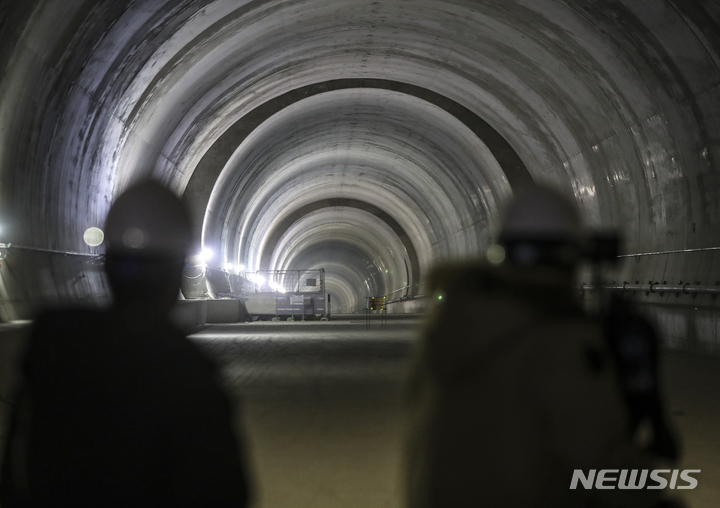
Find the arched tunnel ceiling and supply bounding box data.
[204,87,509,279]
[183,77,532,243]
[1,0,720,314]
[270,207,410,302]
[259,198,419,287]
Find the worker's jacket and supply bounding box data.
[0,307,250,508]
[404,261,668,508]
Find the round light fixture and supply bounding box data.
[83,227,104,247]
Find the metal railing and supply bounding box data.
[1,244,101,258]
[582,283,720,295]
[245,269,325,294]
[618,246,720,258]
[384,282,428,304]
[381,245,720,304]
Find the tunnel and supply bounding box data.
[1,0,720,506]
[4,0,719,321]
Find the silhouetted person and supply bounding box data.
[404,186,680,508]
[0,181,250,507]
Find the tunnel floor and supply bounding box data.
[190,316,720,508]
[190,316,417,508]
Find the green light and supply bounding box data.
[385,270,388,273]
[438,295,443,300]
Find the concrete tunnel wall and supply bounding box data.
[0,1,719,342]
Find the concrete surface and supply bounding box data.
[1,317,719,506]
[206,298,248,323]
[1,1,720,325]
[170,299,207,331]
[191,317,417,508]
[188,319,720,508]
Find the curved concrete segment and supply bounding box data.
[2,3,720,505]
[183,78,532,244]
[203,87,509,292]
[262,200,417,291]
[0,0,718,325]
[269,206,411,311]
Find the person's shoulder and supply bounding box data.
[428,260,496,294]
[159,327,221,374]
[23,308,110,375]
[428,260,559,293]
[32,306,109,333]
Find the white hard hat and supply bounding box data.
[499,185,583,245]
[105,180,191,259]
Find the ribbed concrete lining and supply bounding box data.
[259,199,419,292]
[269,207,409,311]
[183,78,532,244]
[286,243,385,314]
[204,87,508,283]
[0,0,719,319]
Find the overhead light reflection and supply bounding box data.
[268,281,286,293]
[198,248,213,264]
[247,273,266,286]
